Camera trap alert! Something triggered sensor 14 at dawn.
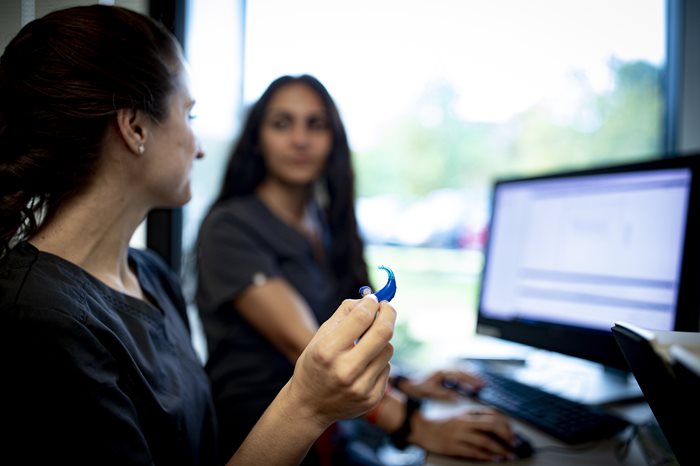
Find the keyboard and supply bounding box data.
[472,370,631,444]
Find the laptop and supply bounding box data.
[612,321,700,465]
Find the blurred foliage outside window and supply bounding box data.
[355,60,662,251]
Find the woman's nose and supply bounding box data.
[290,125,310,146]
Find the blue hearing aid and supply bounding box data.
[359,265,397,302]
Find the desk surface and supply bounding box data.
[422,397,654,466]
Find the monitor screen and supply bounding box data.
[476,154,700,371]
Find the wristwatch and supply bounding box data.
[389,396,423,450]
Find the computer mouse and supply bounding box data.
[510,432,534,459]
[487,431,535,460]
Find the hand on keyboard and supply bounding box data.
[463,370,631,444]
[400,369,485,400]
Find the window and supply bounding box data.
[186,0,667,368]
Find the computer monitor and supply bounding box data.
[475,154,700,395]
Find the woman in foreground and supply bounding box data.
[0,6,395,465]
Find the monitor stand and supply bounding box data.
[458,335,643,406]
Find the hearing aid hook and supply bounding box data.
[358,265,396,302]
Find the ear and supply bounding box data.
[116,108,150,155]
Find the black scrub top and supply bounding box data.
[0,242,218,466]
[196,195,340,457]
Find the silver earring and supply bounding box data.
[137,143,145,154]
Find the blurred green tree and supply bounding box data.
[353,59,662,203]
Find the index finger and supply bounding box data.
[449,370,486,390]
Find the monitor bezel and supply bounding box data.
[476,153,700,372]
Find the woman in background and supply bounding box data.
[0,7,395,465]
[196,74,516,465]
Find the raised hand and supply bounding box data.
[288,294,396,427]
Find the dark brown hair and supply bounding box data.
[0,5,181,256]
[210,74,370,297]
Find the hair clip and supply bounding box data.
[359,265,396,302]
